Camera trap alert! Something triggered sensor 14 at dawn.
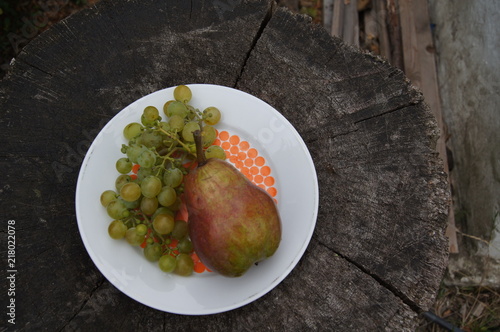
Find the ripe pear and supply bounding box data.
[184,131,281,277]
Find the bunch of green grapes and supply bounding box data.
[100,85,224,276]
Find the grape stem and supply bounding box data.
[157,128,194,157]
[193,130,206,167]
[155,149,182,177]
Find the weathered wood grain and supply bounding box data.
[398,0,457,253]
[374,0,392,64]
[387,0,404,70]
[237,7,449,309]
[0,0,449,330]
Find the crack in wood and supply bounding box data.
[353,99,421,124]
[234,1,275,87]
[304,126,360,144]
[15,57,55,78]
[316,238,423,314]
[57,277,106,331]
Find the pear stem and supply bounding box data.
[193,130,207,167]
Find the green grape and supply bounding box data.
[171,220,188,240]
[116,158,132,174]
[140,196,158,215]
[166,101,188,118]
[168,114,185,132]
[163,100,175,117]
[174,253,194,276]
[203,107,221,125]
[144,243,162,262]
[144,106,160,121]
[125,227,144,246]
[139,129,163,149]
[151,207,174,221]
[157,186,177,207]
[135,223,148,236]
[119,197,140,210]
[182,121,200,142]
[100,190,117,207]
[201,125,217,147]
[153,213,175,235]
[205,145,226,160]
[123,122,143,140]
[137,166,153,182]
[137,150,156,168]
[174,85,192,103]
[119,182,141,202]
[158,255,176,273]
[106,199,129,219]
[141,106,160,126]
[126,144,147,163]
[186,143,196,154]
[168,197,182,211]
[163,168,183,188]
[158,121,170,133]
[186,105,199,120]
[115,174,131,191]
[108,220,128,239]
[177,238,193,253]
[141,175,162,198]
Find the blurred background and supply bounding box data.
[1,0,498,330]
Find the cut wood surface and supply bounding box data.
[322,0,457,254]
[0,0,449,330]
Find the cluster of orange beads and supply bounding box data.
[214,130,278,202]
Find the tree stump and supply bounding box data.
[0,0,449,330]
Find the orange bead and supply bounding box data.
[229,135,240,145]
[230,145,239,155]
[255,156,265,166]
[238,152,247,160]
[132,164,141,174]
[191,252,200,263]
[247,148,258,158]
[194,261,206,273]
[267,187,277,197]
[239,141,250,151]
[264,176,275,186]
[219,131,230,141]
[260,166,271,176]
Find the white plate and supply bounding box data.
[75,84,319,315]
